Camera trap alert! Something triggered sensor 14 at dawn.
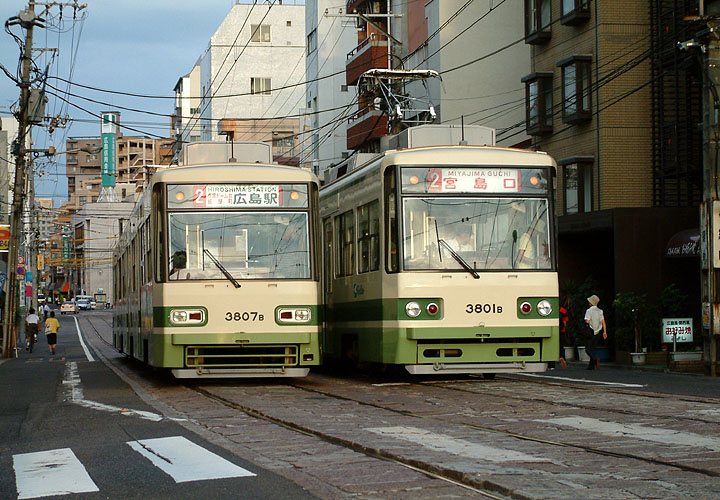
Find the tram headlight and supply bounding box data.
[170,308,205,325]
[537,300,553,316]
[405,301,422,318]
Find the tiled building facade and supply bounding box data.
[523,0,700,337]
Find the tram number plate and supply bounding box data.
[466,304,503,314]
[225,312,265,321]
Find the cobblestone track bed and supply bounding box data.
[195,374,720,499]
[80,313,720,499]
[421,377,720,424]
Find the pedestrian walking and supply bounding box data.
[584,294,607,370]
[42,302,50,321]
[44,310,60,355]
[25,308,40,353]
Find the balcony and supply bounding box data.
[346,108,388,150]
[346,36,388,86]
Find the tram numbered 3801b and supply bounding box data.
[319,145,559,375]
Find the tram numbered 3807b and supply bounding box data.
[113,163,321,378]
[319,145,559,375]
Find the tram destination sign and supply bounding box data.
[167,183,309,209]
[194,184,281,208]
[401,167,548,195]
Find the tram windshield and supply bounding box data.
[167,212,310,280]
[402,197,551,271]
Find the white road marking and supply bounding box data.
[127,436,255,482]
[73,316,94,362]
[517,373,646,387]
[63,361,175,422]
[537,416,720,451]
[366,426,549,463]
[13,448,99,499]
[372,382,411,386]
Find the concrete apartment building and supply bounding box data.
[62,132,173,212]
[521,0,699,331]
[303,0,357,175]
[195,2,306,164]
[172,64,202,161]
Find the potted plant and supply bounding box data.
[612,292,654,364]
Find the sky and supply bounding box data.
[0,0,242,203]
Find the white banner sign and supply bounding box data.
[662,318,693,343]
[427,168,521,193]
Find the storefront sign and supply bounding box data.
[662,318,693,343]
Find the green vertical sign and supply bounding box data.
[62,235,70,262]
[101,112,118,187]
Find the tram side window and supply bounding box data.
[357,200,379,273]
[335,210,354,277]
[323,219,333,292]
[384,168,398,273]
[153,183,166,282]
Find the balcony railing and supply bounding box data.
[346,35,388,86]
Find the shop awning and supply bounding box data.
[666,228,700,258]
[60,281,70,293]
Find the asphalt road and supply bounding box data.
[0,311,318,500]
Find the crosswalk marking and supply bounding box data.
[127,436,255,483]
[13,448,99,499]
[366,426,551,463]
[537,416,720,451]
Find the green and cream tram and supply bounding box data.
[113,162,321,378]
[320,145,559,375]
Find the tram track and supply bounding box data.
[418,375,720,425]
[190,385,514,500]
[181,376,720,485]
[272,375,720,479]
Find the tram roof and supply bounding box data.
[151,163,319,184]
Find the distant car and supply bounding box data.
[38,294,46,305]
[76,298,91,311]
[61,301,77,314]
[90,300,97,310]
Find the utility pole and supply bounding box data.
[686,11,720,376]
[2,3,41,358]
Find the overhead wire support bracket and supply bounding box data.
[358,69,442,132]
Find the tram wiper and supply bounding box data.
[203,249,241,288]
[438,239,480,279]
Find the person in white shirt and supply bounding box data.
[584,294,608,370]
[25,308,40,353]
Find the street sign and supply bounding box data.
[17,255,24,265]
[662,318,693,343]
[16,265,25,275]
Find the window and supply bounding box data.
[357,200,380,273]
[561,0,590,25]
[558,55,592,123]
[384,168,399,273]
[272,133,294,148]
[250,24,271,42]
[560,157,593,214]
[522,72,553,135]
[287,21,292,27]
[524,0,551,44]
[335,210,354,277]
[250,77,272,95]
[307,29,317,54]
